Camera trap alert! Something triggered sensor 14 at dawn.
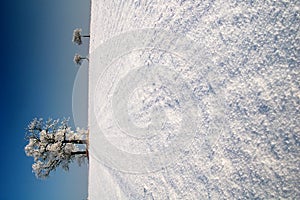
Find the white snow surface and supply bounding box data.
[88,0,300,199]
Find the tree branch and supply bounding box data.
[71,151,87,155]
[63,140,87,144]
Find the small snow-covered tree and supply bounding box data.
[74,54,89,65]
[24,118,88,179]
[72,28,90,45]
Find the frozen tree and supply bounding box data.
[74,54,89,65]
[24,118,88,179]
[72,28,90,45]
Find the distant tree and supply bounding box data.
[24,118,88,179]
[72,28,90,45]
[74,54,89,65]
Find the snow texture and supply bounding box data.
[88,0,300,199]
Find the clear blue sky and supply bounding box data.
[0,1,90,199]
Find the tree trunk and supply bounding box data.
[71,151,87,155]
[63,140,87,144]
[80,57,89,61]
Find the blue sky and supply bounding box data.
[0,1,90,199]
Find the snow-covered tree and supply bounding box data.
[24,118,88,179]
[74,54,89,65]
[72,28,90,45]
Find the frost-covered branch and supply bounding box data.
[24,118,88,179]
[72,28,90,45]
[74,54,89,65]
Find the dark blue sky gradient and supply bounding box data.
[0,1,90,199]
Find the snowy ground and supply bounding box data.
[88,0,299,199]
